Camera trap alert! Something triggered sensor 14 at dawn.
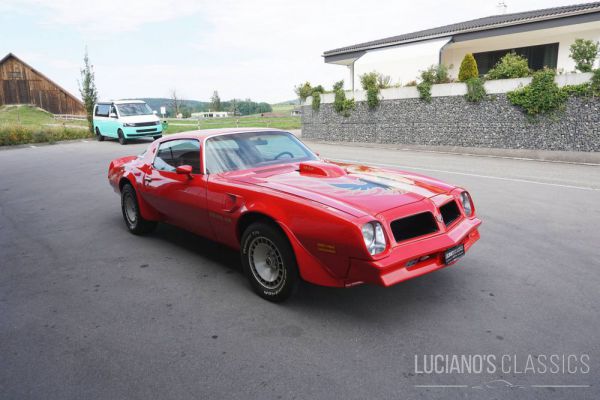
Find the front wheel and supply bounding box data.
[118,129,127,145]
[121,184,157,235]
[241,222,299,302]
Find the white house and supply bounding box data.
[324,2,600,89]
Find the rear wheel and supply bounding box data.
[121,184,157,235]
[118,129,127,145]
[241,222,299,302]
[95,127,104,141]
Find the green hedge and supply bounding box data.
[0,125,93,146]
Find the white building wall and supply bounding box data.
[352,37,451,87]
[442,21,600,77]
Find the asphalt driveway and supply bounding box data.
[1,138,599,400]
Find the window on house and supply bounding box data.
[473,43,559,74]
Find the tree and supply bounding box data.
[569,38,600,72]
[294,82,313,103]
[211,91,221,111]
[78,49,98,133]
[458,53,479,82]
[170,89,181,117]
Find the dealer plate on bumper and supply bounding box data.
[444,244,465,264]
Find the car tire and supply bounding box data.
[95,127,104,142]
[121,184,157,235]
[241,222,299,302]
[153,135,162,140]
[118,129,127,145]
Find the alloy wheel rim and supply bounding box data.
[248,237,285,289]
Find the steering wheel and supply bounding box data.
[274,151,294,160]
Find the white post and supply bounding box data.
[349,62,355,91]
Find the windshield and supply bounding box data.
[117,103,153,116]
[205,131,317,174]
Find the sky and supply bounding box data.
[0,0,596,103]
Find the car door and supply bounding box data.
[94,104,111,136]
[141,139,213,239]
[107,104,120,137]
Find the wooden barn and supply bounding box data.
[0,53,85,115]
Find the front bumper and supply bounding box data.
[346,216,481,287]
[122,125,163,138]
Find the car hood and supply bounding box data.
[226,160,456,217]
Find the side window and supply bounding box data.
[153,140,201,174]
[94,104,110,117]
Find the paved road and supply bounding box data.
[1,138,599,400]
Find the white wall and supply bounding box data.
[352,37,451,88]
[442,21,600,77]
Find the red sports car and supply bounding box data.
[108,129,481,301]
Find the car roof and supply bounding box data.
[96,100,146,105]
[159,128,291,142]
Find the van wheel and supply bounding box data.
[118,129,127,145]
[95,127,104,141]
[241,222,299,302]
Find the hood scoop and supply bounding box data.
[299,161,346,178]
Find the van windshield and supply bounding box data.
[117,103,153,116]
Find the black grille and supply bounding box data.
[134,121,158,127]
[135,128,158,133]
[439,200,461,226]
[390,212,439,242]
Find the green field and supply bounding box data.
[0,105,91,146]
[163,115,300,134]
[270,103,297,114]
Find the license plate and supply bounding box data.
[444,244,465,264]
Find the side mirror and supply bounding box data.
[176,165,193,177]
[109,112,118,118]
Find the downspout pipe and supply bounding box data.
[438,37,454,65]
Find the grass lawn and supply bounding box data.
[270,103,298,114]
[0,105,88,128]
[163,115,300,134]
[0,105,91,146]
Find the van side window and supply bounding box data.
[154,140,201,174]
[95,104,110,117]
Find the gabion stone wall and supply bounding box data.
[301,95,600,152]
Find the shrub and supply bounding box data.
[458,53,479,82]
[487,52,531,79]
[591,68,600,96]
[507,68,567,116]
[294,82,313,102]
[360,72,385,109]
[434,64,452,84]
[332,80,355,117]
[0,125,92,146]
[416,81,433,103]
[569,38,599,73]
[311,91,321,111]
[404,80,417,87]
[464,77,486,102]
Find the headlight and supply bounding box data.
[155,120,162,125]
[361,221,387,255]
[123,122,135,127]
[460,191,473,217]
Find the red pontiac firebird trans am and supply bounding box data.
[108,128,481,301]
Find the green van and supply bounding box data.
[93,100,163,145]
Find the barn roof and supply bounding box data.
[0,52,84,107]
